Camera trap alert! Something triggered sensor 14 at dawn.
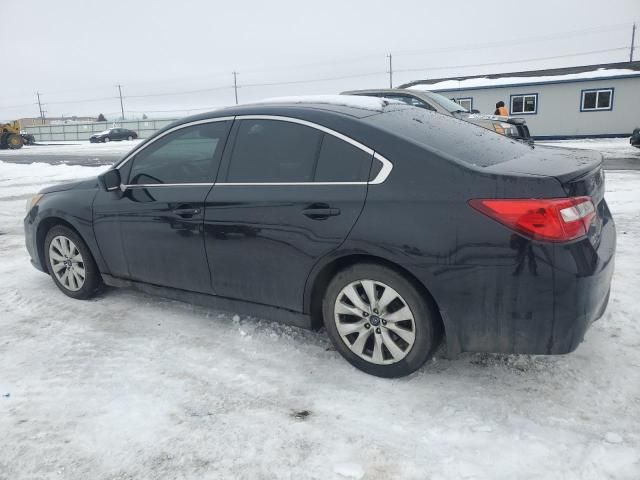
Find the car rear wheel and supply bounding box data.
[44,225,102,299]
[323,263,439,378]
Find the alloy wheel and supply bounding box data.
[334,279,416,365]
[49,235,85,292]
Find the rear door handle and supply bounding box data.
[172,207,201,218]
[302,206,341,220]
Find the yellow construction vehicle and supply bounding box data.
[0,121,24,149]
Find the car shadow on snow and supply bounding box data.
[99,285,563,385]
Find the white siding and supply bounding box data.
[421,77,640,138]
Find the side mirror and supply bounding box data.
[99,169,121,191]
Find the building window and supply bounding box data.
[510,94,538,114]
[454,97,473,111]
[581,88,613,112]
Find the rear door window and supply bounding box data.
[225,120,322,182]
[128,121,230,185]
[224,119,376,183]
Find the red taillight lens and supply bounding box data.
[469,197,596,242]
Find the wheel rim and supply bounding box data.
[104,137,110,142]
[49,235,85,292]
[334,279,416,365]
[127,136,133,140]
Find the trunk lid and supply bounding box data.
[483,145,602,184]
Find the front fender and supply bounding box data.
[27,188,108,274]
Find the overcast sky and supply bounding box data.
[1,0,638,121]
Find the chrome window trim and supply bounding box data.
[118,114,393,190]
[115,116,235,170]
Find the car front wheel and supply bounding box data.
[127,135,133,141]
[323,263,439,378]
[103,137,110,143]
[44,225,102,299]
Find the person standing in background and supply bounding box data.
[494,101,508,116]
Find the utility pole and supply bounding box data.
[36,92,45,124]
[386,54,393,88]
[631,22,637,62]
[232,71,239,105]
[117,84,125,120]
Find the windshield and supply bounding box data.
[416,90,469,113]
[98,129,111,135]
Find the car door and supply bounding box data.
[92,119,232,293]
[203,117,375,312]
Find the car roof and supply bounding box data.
[170,95,411,126]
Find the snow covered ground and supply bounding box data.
[538,137,640,160]
[0,161,639,479]
[0,140,142,166]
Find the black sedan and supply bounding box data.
[89,128,138,143]
[24,97,615,378]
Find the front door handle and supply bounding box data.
[172,207,201,218]
[302,205,341,220]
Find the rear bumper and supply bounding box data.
[412,206,616,355]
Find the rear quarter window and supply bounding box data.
[366,109,531,167]
[315,134,372,182]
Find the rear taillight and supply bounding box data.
[469,197,596,242]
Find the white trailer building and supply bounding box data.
[400,61,640,139]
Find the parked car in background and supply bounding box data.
[90,128,138,143]
[343,88,533,144]
[631,127,640,148]
[25,97,614,378]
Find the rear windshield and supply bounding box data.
[365,108,532,167]
[418,91,469,113]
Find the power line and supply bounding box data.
[45,96,117,105]
[393,22,633,58]
[395,46,631,74]
[241,70,385,88]
[125,85,232,99]
[232,22,636,74]
[3,29,637,116]
[0,101,38,109]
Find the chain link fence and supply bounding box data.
[23,118,179,142]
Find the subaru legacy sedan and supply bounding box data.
[24,97,615,378]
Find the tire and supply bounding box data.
[44,225,102,300]
[7,133,23,149]
[104,137,110,143]
[127,135,133,141]
[323,263,439,378]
